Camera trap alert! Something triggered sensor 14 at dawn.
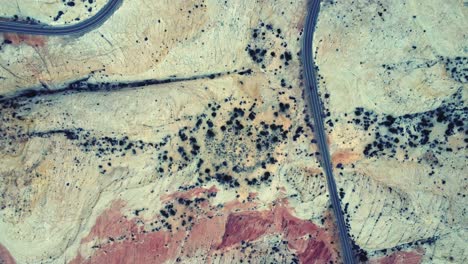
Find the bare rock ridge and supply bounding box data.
[0,0,466,263]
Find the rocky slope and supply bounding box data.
[314,0,467,263]
[0,0,466,263]
[1,0,340,263]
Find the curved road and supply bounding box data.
[0,0,122,35]
[302,1,356,263]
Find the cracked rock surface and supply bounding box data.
[0,0,105,26]
[0,0,466,263]
[315,0,466,263]
[1,1,341,263]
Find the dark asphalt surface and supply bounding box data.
[0,0,122,35]
[302,1,356,263]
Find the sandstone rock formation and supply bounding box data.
[0,0,466,263]
[1,0,105,25]
[315,0,467,262]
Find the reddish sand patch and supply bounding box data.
[331,149,361,165]
[370,249,424,264]
[72,230,186,264]
[71,193,337,264]
[223,197,258,211]
[0,243,16,264]
[81,199,137,243]
[218,210,273,249]
[277,206,337,263]
[184,216,226,254]
[216,203,338,263]
[3,33,46,47]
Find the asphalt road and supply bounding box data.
[302,1,357,263]
[0,0,122,35]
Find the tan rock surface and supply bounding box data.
[315,0,467,263]
[0,0,343,263]
[0,0,105,25]
[0,0,466,263]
